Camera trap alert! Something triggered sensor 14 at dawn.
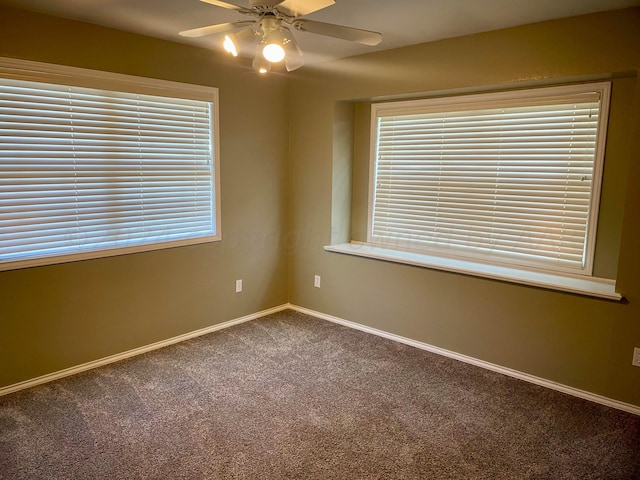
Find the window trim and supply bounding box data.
[0,57,221,271]
[324,242,621,300]
[366,83,611,275]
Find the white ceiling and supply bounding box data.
[3,0,640,65]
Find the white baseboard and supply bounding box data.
[0,304,289,398]
[289,304,640,416]
[3,302,638,416]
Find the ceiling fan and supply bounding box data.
[179,0,383,73]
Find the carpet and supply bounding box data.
[1,310,639,479]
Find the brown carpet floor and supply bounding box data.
[1,309,639,479]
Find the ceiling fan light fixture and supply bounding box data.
[181,1,383,74]
[223,34,238,57]
[261,18,287,63]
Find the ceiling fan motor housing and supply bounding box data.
[261,15,281,34]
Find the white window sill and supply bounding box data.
[324,243,622,301]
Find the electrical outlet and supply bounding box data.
[633,347,640,367]
[235,279,242,293]
[314,275,321,288]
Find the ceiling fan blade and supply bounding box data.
[283,29,304,71]
[277,0,334,17]
[254,0,286,7]
[293,19,382,46]
[179,21,254,38]
[199,0,247,10]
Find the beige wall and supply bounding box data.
[0,6,289,387]
[1,5,639,409]
[288,8,640,406]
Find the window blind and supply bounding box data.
[371,85,609,274]
[0,77,216,267]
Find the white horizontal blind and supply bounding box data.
[371,84,610,274]
[0,76,216,267]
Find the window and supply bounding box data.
[324,82,620,299]
[368,83,610,276]
[0,58,220,271]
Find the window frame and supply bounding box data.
[367,83,611,278]
[0,57,221,271]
